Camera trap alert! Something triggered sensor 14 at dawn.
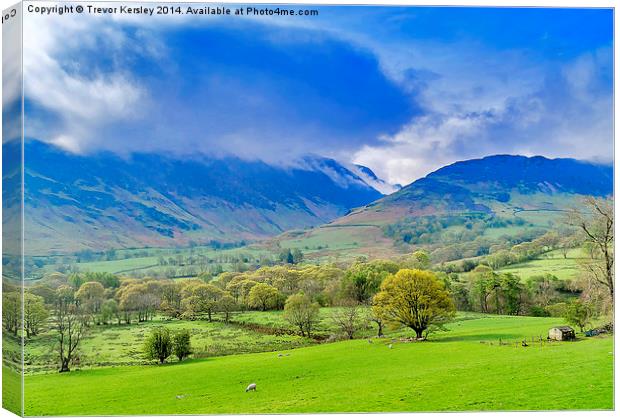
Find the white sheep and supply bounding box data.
[388,344,393,349]
[245,383,257,392]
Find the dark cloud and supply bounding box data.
[25,20,419,164]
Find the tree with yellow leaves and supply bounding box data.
[372,269,455,339]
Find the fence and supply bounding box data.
[480,335,566,348]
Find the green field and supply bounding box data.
[13,206,614,414]
[38,246,275,277]
[21,314,613,414]
[12,317,313,374]
[12,307,387,373]
[499,249,584,281]
[2,365,21,415]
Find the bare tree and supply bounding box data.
[567,197,614,301]
[331,300,365,339]
[53,290,86,372]
[368,312,385,337]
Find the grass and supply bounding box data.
[39,246,275,276]
[275,224,399,263]
[233,307,350,335]
[17,306,381,373]
[16,316,312,373]
[499,249,585,281]
[2,366,21,416]
[65,256,161,274]
[22,315,613,414]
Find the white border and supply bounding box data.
[0,1,616,418]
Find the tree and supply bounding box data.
[29,283,58,305]
[467,265,494,313]
[144,327,172,364]
[193,284,223,321]
[248,283,280,311]
[279,249,295,264]
[101,299,119,325]
[283,293,320,337]
[24,293,48,338]
[291,249,304,264]
[567,197,614,300]
[527,274,560,307]
[331,301,365,339]
[218,294,237,323]
[180,283,223,321]
[558,236,577,259]
[341,262,391,304]
[75,281,105,324]
[172,330,192,361]
[2,292,21,336]
[53,288,86,372]
[367,292,391,338]
[564,299,594,332]
[499,273,525,315]
[372,269,456,339]
[118,283,160,323]
[407,250,431,270]
[160,281,183,318]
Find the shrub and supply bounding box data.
[173,329,192,361]
[564,299,594,332]
[546,302,568,317]
[144,327,172,364]
[529,306,550,317]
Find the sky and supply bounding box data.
[18,3,613,186]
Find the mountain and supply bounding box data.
[17,140,384,254]
[353,165,401,195]
[376,154,613,212]
[275,155,613,261]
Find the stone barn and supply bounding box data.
[548,326,575,341]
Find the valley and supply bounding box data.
[4,149,614,415]
[3,7,613,416]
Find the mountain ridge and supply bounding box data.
[275,154,613,261]
[12,143,613,256]
[17,140,385,254]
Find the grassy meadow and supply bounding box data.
[499,249,584,281]
[21,314,613,415]
[9,201,614,414]
[15,318,312,374]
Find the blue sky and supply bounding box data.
[22,5,613,184]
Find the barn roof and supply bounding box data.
[551,326,574,331]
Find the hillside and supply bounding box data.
[19,315,613,414]
[274,155,613,261]
[18,141,384,254]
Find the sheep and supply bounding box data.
[388,344,393,349]
[245,383,257,392]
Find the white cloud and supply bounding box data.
[17,4,612,189]
[22,4,147,152]
[2,4,22,143]
[354,112,493,185]
[353,42,612,185]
